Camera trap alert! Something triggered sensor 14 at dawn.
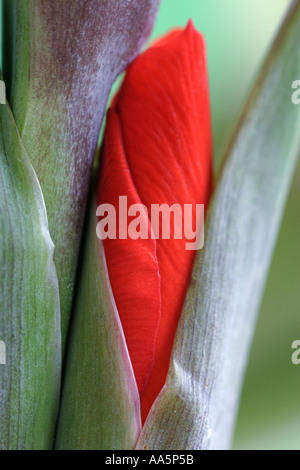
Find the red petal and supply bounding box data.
[97,21,213,423]
[97,110,161,396]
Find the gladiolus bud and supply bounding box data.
[97,21,213,423]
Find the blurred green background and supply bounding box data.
[150,0,299,450]
[1,0,299,450]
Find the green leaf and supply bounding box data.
[55,198,141,450]
[0,96,61,449]
[2,0,160,352]
[136,0,300,450]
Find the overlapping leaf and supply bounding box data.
[55,200,141,450]
[0,97,61,450]
[3,0,160,350]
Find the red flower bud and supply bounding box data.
[97,21,213,423]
